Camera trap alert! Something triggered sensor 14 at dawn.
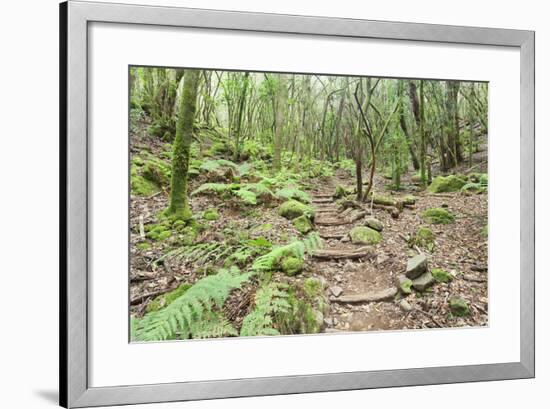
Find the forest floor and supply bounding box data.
[130,121,488,337]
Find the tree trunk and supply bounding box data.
[166,69,200,220]
[273,75,287,171]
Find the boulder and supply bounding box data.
[349,226,382,245]
[449,297,470,316]
[279,200,314,220]
[406,254,428,279]
[364,217,384,232]
[293,215,313,234]
[411,271,435,291]
[428,175,467,193]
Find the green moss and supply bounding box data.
[431,268,453,283]
[136,242,151,250]
[146,283,192,313]
[349,226,382,245]
[422,208,455,224]
[428,175,467,193]
[400,278,413,294]
[279,200,314,220]
[449,296,470,316]
[402,195,417,205]
[281,256,304,276]
[370,194,396,206]
[292,215,313,234]
[145,223,172,241]
[203,209,219,221]
[413,226,436,251]
[131,175,158,196]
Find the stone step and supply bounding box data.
[312,246,373,260]
[330,287,398,303]
[316,218,350,226]
[312,198,333,204]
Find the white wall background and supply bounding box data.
[0,0,546,408]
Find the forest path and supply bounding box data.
[308,174,402,333]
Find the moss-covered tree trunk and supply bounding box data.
[419,80,427,187]
[166,69,200,221]
[273,74,287,172]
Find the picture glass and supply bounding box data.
[129,66,488,342]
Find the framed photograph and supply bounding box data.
[60,1,534,407]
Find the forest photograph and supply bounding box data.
[129,67,489,342]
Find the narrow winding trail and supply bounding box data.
[308,174,402,333]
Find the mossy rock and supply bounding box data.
[428,175,467,193]
[449,296,470,316]
[203,209,219,221]
[422,208,455,224]
[431,268,453,283]
[413,226,436,251]
[281,256,304,276]
[292,215,313,234]
[370,194,396,206]
[131,175,158,196]
[349,226,382,245]
[468,172,488,184]
[279,200,314,220]
[146,283,192,313]
[402,195,417,205]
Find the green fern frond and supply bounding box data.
[235,189,257,205]
[200,159,238,172]
[240,283,291,337]
[251,233,322,273]
[133,267,251,342]
[189,311,238,339]
[191,183,238,196]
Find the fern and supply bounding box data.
[235,189,257,205]
[188,311,238,339]
[133,267,251,341]
[240,283,291,336]
[200,159,238,172]
[251,232,322,272]
[275,187,311,204]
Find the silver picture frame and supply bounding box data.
[60,1,535,407]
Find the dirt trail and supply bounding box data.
[305,169,489,333]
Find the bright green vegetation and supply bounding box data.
[202,209,219,221]
[129,67,488,341]
[428,175,467,193]
[422,208,455,224]
[349,226,382,245]
[431,268,453,283]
